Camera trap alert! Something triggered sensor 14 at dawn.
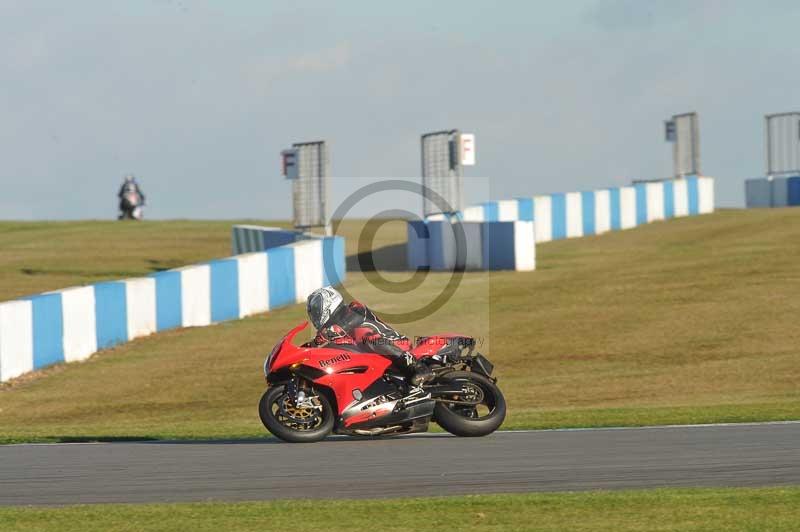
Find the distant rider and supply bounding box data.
[118,175,145,212]
[305,287,434,386]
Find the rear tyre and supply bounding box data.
[258,385,334,443]
[433,371,506,437]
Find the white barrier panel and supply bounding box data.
[698,177,715,214]
[565,192,583,238]
[460,222,485,270]
[179,265,211,327]
[594,189,611,234]
[480,221,537,271]
[450,176,713,248]
[1,230,347,383]
[646,182,665,222]
[532,196,552,243]
[410,220,536,271]
[237,252,269,317]
[60,286,97,363]
[673,179,689,217]
[125,277,156,340]
[497,200,519,221]
[0,300,33,382]
[513,221,536,271]
[292,240,323,303]
[461,205,485,222]
[620,187,637,229]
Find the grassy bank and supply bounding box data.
[1,210,799,441]
[1,488,798,532]
[0,220,291,301]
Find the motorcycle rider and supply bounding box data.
[305,286,434,386]
[118,175,145,215]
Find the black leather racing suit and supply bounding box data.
[307,301,415,369]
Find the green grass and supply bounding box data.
[1,210,800,442]
[0,220,292,301]
[1,488,798,531]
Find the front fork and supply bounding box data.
[285,375,321,411]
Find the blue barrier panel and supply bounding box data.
[261,230,297,250]
[550,194,567,240]
[267,246,296,307]
[788,176,800,206]
[517,198,534,221]
[687,176,699,215]
[428,221,457,270]
[481,222,516,270]
[27,293,64,369]
[322,236,346,286]
[93,282,128,348]
[152,271,182,331]
[581,191,596,236]
[663,180,675,218]
[609,188,621,230]
[209,259,240,322]
[406,221,429,269]
[482,202,499,222]
[635,183,648,225]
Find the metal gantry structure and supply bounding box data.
[281,140,330,234]
[420,130,474,217]
[664,112,701,178]
[765,112,800,177]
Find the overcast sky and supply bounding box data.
[2,0,799,220]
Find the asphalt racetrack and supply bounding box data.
[1,422,798,505]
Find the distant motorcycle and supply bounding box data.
[259,322,506,442]
[118,190,144,220]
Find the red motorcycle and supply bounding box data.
[259,322,506,442]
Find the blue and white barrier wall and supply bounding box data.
[0,234,346,383]
[460,176,715,243]
[745,176,800,208]
[407,219,535,272]
[232,225,306,255]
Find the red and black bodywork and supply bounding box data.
[262,322,497,436]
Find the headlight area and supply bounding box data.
[263,344,281,378]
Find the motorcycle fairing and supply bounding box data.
[411,334,475,359]
[269,322,394,416]
[267,323,470,428]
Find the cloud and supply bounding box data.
[586,0,720,31]
[1,1,799,219]
[288,42,351,73]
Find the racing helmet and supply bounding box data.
[306,286,343,330]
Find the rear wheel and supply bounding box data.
[433,371,506,437]
[258,385,334,443]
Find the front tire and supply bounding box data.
[258,385,334,443]
[433,371,506,437]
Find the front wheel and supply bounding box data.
[433,371,506,437]
[258,385,334,443]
